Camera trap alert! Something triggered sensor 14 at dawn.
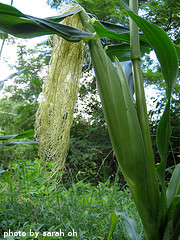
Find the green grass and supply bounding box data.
[0,158,143,239]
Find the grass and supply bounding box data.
[0,158,143,239]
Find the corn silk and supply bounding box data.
[35,7,85,177]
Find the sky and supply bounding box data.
[0,0,58,18]
[0,0,59,82]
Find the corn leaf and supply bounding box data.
[118,0,179,189]
[166,164,180,209]
[164,196,180,240]
[107,211,141,240]
[156,101,171,183]
[91,16,180,62]
[87,35,160,236]
[0,3,95,41]
[0,129,34,140]
[114,212,141,240]
[0,141,37,147]
[174,45,180,61]
[118,1,178,98]
[91,18,148,45]
[44,8,82,22]
[105,43,150,62]
[0,129,36,148]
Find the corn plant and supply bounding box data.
[0,0,179,239]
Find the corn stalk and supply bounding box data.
[79,7,161,239]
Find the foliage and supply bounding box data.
[47,0,129,25]
[139,0,180,45]
[0,158,142,239]
[64,119,118,186]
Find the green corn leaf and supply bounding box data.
[13,129,35,139]
[0,129,34,140]
[17,104,36,118]
[97,20,130,34]
[105,43,150,62]
[0,141,37,147]
[118,1,178,98]
[91,18,148,45]
[0,135,16,140]
[114,212,141,240]
[79,8,160,236]
[164,195,180,240]
[92,18,180,61]
[174,44,180,61]
[87,37,160,237]
[0,2,27,18]
[118,0,179,193]
[0,3,80,22]
[156,100,171,185]
[44,8,82,22]
[166,164,180,209]
[0,3,95,41]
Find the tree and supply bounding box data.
[139,0,180,45]
[47,0,129,24]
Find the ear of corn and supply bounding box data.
[35,7,85,177]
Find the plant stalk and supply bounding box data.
[129,0,160,239]
[79,4,160,239]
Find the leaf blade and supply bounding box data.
[105,43,150,62]
[114,212,141,240]
[0,3,95,41]
[166,164,180,209]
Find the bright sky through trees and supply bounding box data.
[0,0,58,83]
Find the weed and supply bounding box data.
[0,158,142,239]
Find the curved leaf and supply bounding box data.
[118,0,179,195]
[0,129,34,141]
[118,0,179,99]
[0,3,95,41]
[45,8,82,22]
[91,18,148,45]
[114,212,141,240]
[105,43,150,62]
[0,141,37,147]
[164,196,180,240]
[92,18,180,61]
[167,164,180,209]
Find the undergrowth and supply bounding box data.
[0,158,142,239]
